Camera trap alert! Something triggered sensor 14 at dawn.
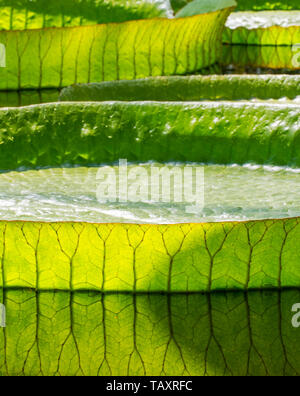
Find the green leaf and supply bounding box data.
[0,89,60,108]
[224,11,300,45]
[0,9,231,90]
[171,0,190,13]
[176,0,236,18]
[1,219,300,292]
[0,0,173,30]
[59,75,300,102]
[0,102,300,171]
[172,0,300,13]
[223,44,300,71]
[1,290,300,375]
[237,0,300,11]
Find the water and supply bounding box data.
[0,162,300,223]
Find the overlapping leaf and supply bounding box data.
[223,44,300,71]
[224,11,300,45]
[176,0,236,18]
[0,102,299,170]
[0,9,231,90]
[0,89,60,108]
[237,0,300,11]
[0,218,300,292]
[59,75,300,102]
[171,0,300,13]
[0,0,173,30]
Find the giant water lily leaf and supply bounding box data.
[0,102,299,170]
[59,75,300,101]
[1,290,300,376]
[237,0,300,11]
[0,218,300,292]
[223,44,300,71]
[224,11,300,46]
[0,89,60,108]
[171,0,300,13]
[0,9,231,90]
[171,0,191,13]
[0,0,173,30]
[176,0,236,17]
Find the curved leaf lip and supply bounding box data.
[224,11,300,46]
[0,218,300,293]
[174,6,236,21]
[0,3,237,35]
[226,11,300,29]
[32,99,300,107]
[2,99,300,114]
[0,215,299,226]
[0,287,296,294]
[0,10,229,90]
[59,75,300,102]
[47,100,300,110]
[0,101,300,171]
